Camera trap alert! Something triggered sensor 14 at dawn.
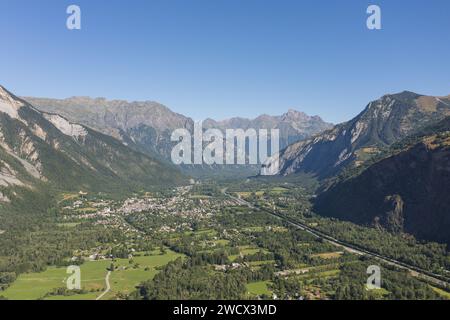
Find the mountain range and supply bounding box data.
[268,91,450,179]
[23,96,194,161]
[25,96,332,175]
[203,110,332,149]
[0,86,185,204]
[5,85,450,246]
[258,90,450,245]
[314,116,450,245]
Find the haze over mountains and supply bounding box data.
[0,86,184,203]
[203,110,332,149]
[24,96,194,161]
[26,96,332,175]
[4,85,450,247]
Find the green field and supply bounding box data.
[214,239,230,246]
[56,222,81,228]
[107,251,184,296]
[246,281,272,296]
[2,267,69,300]
[270,187,289,194]
[248,260,276,267]
[45,293,100,300]
[2,249,183,300]
[229,246,270,261]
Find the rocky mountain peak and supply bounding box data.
[0,85,185,199]
[283,108,307,118]
[0,85,22,107]
[0,86,29,122]
[270,91,450,179]
[280,109,328,126]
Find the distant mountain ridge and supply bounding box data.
[24,96,194,160]
[203,109,332,149]
[0,86,185,203]
[25,96,332,175]
[267,91,450,179]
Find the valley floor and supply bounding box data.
[0,180,449,300]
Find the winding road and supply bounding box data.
[96,271,111,300]
[222,189,450,289]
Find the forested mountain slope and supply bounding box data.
[314,117,450,245]
[0,85,185,203]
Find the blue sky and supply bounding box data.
[1,0,449,123]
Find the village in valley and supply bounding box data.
[1,181,448,300]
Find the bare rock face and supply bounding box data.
[381,195,405,233]
[0,85,185,202]
[203,109,332,150]
[25,96,195,159]
[269,91,450,179]
[314,124,450,245]
[26,96,332,174]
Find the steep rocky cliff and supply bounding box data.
[314,118,450,245]
[267,92,450,179]
[0,85,185,202]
